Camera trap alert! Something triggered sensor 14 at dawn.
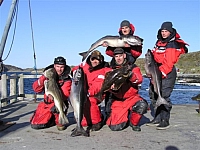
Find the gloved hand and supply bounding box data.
[38,75,48,86]
[44,94,54,104]
[72,69,82,79]
[50,105,58,113]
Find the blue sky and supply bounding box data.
[0,0,199,69]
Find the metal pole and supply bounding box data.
[0,0,18,65]
[0,0,4,6]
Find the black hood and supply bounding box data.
[157,28,177,43]
[43,64,71,77]
[86,55,109,72]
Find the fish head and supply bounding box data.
[145,49,153,65]
[43,68,57,79]
[120,65,132,75]
[192,93,200,101]
[73,67,83,82]
[144,49,154,77]
[124,35,142,46]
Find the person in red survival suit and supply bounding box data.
[30,56,72,131]
[146,21,189,130]
[103,20,143,63]
[106,47,148,131]
[72,50,111,131]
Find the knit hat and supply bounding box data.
[114,48,124,55]
[120,20,130,28]
[160,21,173,33]
[90,50,102,62]
[54,56,66,65]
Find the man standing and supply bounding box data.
[103,20,143,63]
[146,21,189,130]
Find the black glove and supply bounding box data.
[50,105,59,113]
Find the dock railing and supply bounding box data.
[0,73,43,112]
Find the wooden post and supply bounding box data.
[18,73,24,100]
[10,73,17,103]
[1,74,7,108]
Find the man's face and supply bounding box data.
[114,53,126,65]
[90,58,100,67]
[121,26,131,35]
[161,29,171,39]
[54,64,65,75]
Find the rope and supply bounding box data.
[2,0,19,61]
[28,0,38,76]
[28,0,38,102]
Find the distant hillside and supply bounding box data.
[2,51,200,74]
[3,64,24,72]
[135,51,200,74]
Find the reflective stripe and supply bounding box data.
[98,74,105,79]
[38,79,41,86]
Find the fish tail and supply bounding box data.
[94,92,102,102]
[71,126,89,137]
[156,96,170,107]
[59,113,69,125]
[79,51,88,61]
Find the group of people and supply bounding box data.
[30,20,188,132]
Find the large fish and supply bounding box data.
[79,35,142,61]
[95,65,132,102]
[144,49,170,108]
[70,67,89,137]
[43,68,69,125]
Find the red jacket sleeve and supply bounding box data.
[32,75,47,93]
[129,66,143,84]
[159,47,182,76]
[61,80,72,101]
[105,46,115,57]
[130,45,142,58]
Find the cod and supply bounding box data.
[43,68,69,125]
[79,35,143,61]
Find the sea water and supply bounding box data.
[140,78,200,105]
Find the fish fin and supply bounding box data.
[71,126,89,137]
[79,51,88,61]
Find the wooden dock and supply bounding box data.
[0,73,43,112]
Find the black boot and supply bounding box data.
[146,118,160,127]
[156,119,170,130]
[130,123,141,132]
[146,113,161,127]
[91,122,102,131]
[156,106,170,130]
[91,115,104,131]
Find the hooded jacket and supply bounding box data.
[152,28,189,77]
[105,23,143,59]
[72,55,111,97]
[32,64,72,103]
[109,53,143,100]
